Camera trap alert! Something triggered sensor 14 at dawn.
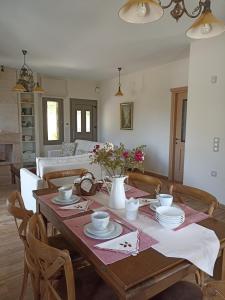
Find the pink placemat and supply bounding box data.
[38,193,103,218]
[101,185,149,199]
[139,203,209,231]
[63,210,158,265]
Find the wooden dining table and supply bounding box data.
[33,188,225,300]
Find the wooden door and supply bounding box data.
[70,99,97,141]
[169,87,188,183]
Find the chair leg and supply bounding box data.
[19,260,29,300]
[195,269,205,288]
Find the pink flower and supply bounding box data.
[134,150,144,162]
[123,151,129,158]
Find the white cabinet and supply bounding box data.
[19,93,40,166]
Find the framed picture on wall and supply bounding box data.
[120,102,133,130]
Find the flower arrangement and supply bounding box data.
[91,142,146,177]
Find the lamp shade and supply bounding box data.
[186,11,225,39]
[119,0,163,24]
[115,86,123,96]
[12,82,26,92]
[33,82,45,94]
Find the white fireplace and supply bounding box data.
[0,131,21,165]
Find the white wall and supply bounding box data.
[100,58,189,176]
[184,35,225,204]
[0,68,18,132]
[39,76,100,156]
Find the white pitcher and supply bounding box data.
[109,175,127,209]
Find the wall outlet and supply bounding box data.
[210,171,217,177]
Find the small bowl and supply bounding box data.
[91,211,110,231]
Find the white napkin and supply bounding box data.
[60,200,90,210]
[95,230,140,254]
[138,198,158,207]
[151,223,220,276]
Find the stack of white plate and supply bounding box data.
[51,195,80,206]
[84,221,123,240]
[156,206,185,229]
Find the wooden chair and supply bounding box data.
[169,183,218,216]
[203,280,225,299]
[26,214,117,300]
[6,192,83,300]
[126,171,162,197]
[43,168,88,189]
[169,184,219,287]
[6,191,34,300]
[152,281,203,300]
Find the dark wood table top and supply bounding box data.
[33,188,225,300]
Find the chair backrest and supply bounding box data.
[6,191,33,239]
[27,214,75,300]
[203,280,225,299]
[169,184,218,216]
[43,168,88,189]
[127,172,162,196]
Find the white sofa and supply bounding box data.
[20,139,104,212]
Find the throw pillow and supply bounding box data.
[62,142,76,156]
[76,149,88,155]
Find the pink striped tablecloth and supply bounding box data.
[101,185,149,199]
[139,203,209,231]
[63,210,158,265]
[38,193,103,218]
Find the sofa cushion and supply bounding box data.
[62,142,77,156]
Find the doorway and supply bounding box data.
[70,99,97,142]
[169,87,188,183]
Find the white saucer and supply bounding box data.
[149,201,161,212]
[52,195,80,206]
[150,202,179,212]
[84,221,123,240]
[86,221,115,236]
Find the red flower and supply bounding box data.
[134,150,144,162]
[123,151,129,158]
[95,144,100,149]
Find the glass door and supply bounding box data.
[70,99,97,141]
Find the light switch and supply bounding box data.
[211,75,218,84]
[213,137,220,152]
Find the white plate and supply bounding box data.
[156,206,185,217]
[157,218,184,229]
[86,221,115,236]
[156,216,184,225]
[84,221,123,240]
[150,202,181,212]
[52,195,80,206]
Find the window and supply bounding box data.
[43,98,64,145]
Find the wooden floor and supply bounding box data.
[1,173,225,300]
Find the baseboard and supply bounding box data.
[144,170,168,180]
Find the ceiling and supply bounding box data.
[0,0,225,80]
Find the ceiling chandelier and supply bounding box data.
[12,50,44,93]
[115,67,124,96]
[119,0,225,39]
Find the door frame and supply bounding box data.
[168,86,188,182]
[70,99,97,142]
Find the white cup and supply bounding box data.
[91,211,110,231]
[125,198,139,221]
[158,194,173,206]
[58,186,73,200]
